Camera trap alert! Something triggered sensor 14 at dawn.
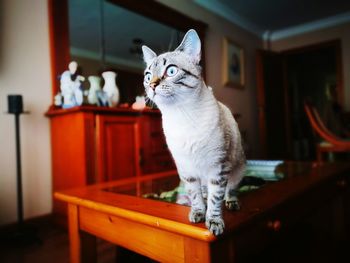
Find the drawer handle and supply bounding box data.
[336,179,347,188]
[267,220,281,232]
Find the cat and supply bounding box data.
[142,29,245,236]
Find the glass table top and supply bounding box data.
[102,161,318,205]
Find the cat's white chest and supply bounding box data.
[163,115,200,150]
[162,108,218,158]
[158,91,222,174]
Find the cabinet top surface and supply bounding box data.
[54,161,350,241]
[45,105,161,117]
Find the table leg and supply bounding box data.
[184,236,237,263]
[184,237,210,263]
[68,204,97,263]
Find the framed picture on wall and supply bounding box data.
[222,38,245,88]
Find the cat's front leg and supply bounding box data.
[182,176,206,223]
[206,176,228,236]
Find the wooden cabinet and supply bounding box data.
[46,106,176,221]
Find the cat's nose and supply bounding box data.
[150,77,160,90]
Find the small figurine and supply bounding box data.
[73,75,84,106]
[131,95,146,110]
[87,75,102,105]
[60,61,85,109]
[102,71,120,107]
[54,92,62,106]
[96,90,109,107]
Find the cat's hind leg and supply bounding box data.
[225,163,245,211]
[182,176,206,223]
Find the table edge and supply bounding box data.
[54,192,216,242]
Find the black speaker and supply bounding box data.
[8,95,23,114]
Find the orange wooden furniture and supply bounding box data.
[55,162,350,263]
[304,101,350,161]
[46,106,176,224]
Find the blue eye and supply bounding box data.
[166,66,178,77]
[144,72,152,83]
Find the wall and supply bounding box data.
[0,0,262,225]
[271,22,350,110]
[0,0,52,225]
[157,0,263,158]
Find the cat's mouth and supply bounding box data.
[147,88,157,99]
[149,86,173,98]
[147,88,176,106]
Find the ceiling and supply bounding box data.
[195,0,350,38]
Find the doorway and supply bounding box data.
[257,40,342,160]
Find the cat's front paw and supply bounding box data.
[189,209,205,223]
[206,217,225,236]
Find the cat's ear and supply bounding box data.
[142,45,157,65]
[175,29,201,64]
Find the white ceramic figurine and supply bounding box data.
[87,75,102,105]
[60,61,84,108]
[102,71,120,107]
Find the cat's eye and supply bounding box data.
[165,66,178,77]
[144,72,152,84]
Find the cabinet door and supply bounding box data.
[140,115,176,174]
[96,115,140,181]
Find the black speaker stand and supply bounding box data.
[2,95,41,247]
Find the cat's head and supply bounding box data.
[142,29,202,108]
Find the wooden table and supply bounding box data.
[54,162,350,263]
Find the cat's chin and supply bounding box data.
[161,99,181,109]
[150,94,176,108]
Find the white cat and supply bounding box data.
[142,29,245,236]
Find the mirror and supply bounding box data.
[68,0,185,103]
[48,0,207,104]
